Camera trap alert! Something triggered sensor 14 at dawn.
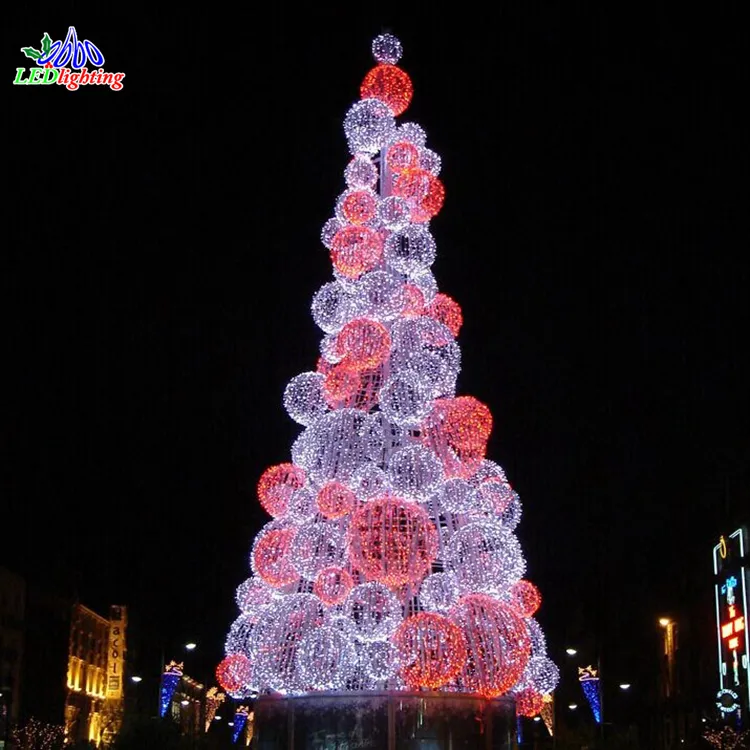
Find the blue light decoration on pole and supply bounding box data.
[578,665,602,724]
[160,661,184,718]
[232,706,250,744]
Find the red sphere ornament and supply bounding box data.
[360,64,413,116]
[257,463,306,518]
[323,361,361,407]
[393,168,431,203]
[510,579,542,618]
[394,612,468,689]
[450,593,531,698]
[316,482,357,519]
[331,226,384,279]
[411,173,446,222]
[341,190,378,225]
[516,688,545,718]
[314,566,354,606]
[216,653,252,694]
[349,496,439,587]
[421,397,493,478]
[252,527,299,587]
[402,283,426,317]
[336,319,391,369]
[387,141,420,173]
[426,293,463,337]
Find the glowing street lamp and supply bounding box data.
[659,618,671,627]
[131,675,143,683]
[619,683,631,690]
[566,648,577,656]
[180,699,189,706]
[185,642,197,651]
[568,703,578,710]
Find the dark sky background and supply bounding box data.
[5,5,747,704]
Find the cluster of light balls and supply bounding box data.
[217,34,558,711]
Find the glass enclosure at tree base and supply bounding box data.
[253,692,518,750]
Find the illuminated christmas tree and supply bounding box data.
[216,33,558,707]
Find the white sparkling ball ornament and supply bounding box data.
[345,582,402,642]
[283,372,328,426]
[526,655,560,694]
[344,99,396,155]
[419,147,442,176]
[387,443,443,501]
[419,572,460,613]
[348,463,390,500]
[355,270,406,322]
[345,154,378,189]
[372,33,403,64]
[363,640,399,681]
[378,195,411,231]
[440,478,477,513]
[298,626,357,690]
[385,225,437,276]
[393,122,427,147]
[235,577,277,620]
[290,518,348,580]
[225,614,256,658]
[379,371,432,427]
[312,281,354,334]
[445,521,526,594]
[250,594,325,692]
[321,217,343,249]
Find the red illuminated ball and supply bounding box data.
[342,190,377,225]
[336,318,391,369]
[450,593,531,698]
[421,397,493,478]
[314,566,354,606]
[394,612,468,689]
[516,688,545,717]
[426,293,463,337]
[252,527,298,587]
[411,173,445,222]
[510,579,542,618]
[257,463,306,517]
[316,482,357,519]
[348,496,438,587]
[331,226,384,279]
[386,141,420,173]
[393,168,431,203]
[402,283,426,317]
[323,361,361,407]
[360,64,413,116]
[216,653,252,694]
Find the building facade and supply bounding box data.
[64,603,127,746]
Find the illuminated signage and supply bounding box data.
[106,605,127,701]
[713,528,749,716]
[716,688,740,715]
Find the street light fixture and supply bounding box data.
[565,648,577,656]
[533,717,541,722]
[659,618,671,627]
[568,703,578,710]
[215,716,222,721]
[131,676,143,683]
[619,683,631,690]
[180,699,189,706]
[185,642,197,651]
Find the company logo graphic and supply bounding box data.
[14,27,125,91]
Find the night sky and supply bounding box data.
[6,6,747,698]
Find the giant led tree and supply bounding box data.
[216,34,559,721]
